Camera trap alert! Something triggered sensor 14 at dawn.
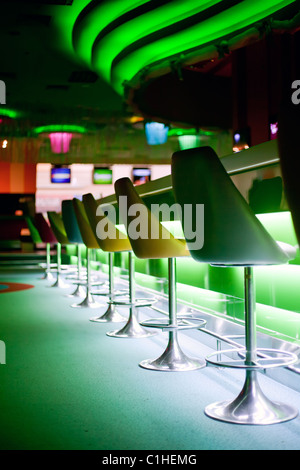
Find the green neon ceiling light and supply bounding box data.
[52,0,91,61]
[91,0,224,83]
[73,0,151,67]
[33,125,87,135]
[0,107,23,119]
[110,0,296,94]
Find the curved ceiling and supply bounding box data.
[71,0,300,127]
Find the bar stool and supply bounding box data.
[172,146,298,424]
[72,198,104,309]
[25,215,51,279]
[115,177,206,369]
[61,200,87,299]
[47,211,74,289]
[34,213,57,282]
[83,193,155,335]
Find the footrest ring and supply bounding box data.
[206,347,298,370]
[140,317,206,332]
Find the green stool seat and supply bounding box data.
[172,146,298,424]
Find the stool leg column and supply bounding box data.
[67,245,86,298]
[139,258,205,371]
[71,248,101,308]
[42,243,55,281]
[107,252,156,338]
[205,267,298,424]
[90,253,126,322]
[50,243,69,288]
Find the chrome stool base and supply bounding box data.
[49,276,70,289]
[107,313,157,339]
[205,371,299,425]
[71,293,103,309]
[140,350,205,372]
[66,284,86,299]
[90,304,126,323]
[41,271,55,282]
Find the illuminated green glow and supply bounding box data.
[52,0,91,61]
[33,125,87,134]
[178,135,201,150]
[73,0,151,66]
[110,0,296,94]
[92,0,223,83]
[0,107,23,119]
[256,211,298,247]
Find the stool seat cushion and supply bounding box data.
[72,199,100,250]
[48,212,69,246]
[83,193,132,253]
[34,213,57,244]
[62,200,84,245]
[172,147,292,267]
[115,177,190,260]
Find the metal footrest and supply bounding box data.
[206,347,298,371]
[72,280,105,286]
[108,298,157,308]
[140,316,206,332]
[91,289,128,298]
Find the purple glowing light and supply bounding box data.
[49,133,73,154]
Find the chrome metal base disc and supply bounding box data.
[71,294,103,309]
[89,304,126,323]
[49,277,70,289]
[139,348,206,372]
[65,284,86,299]
[107,316,157,339]
[41,272,55,282]
[205,372,299,425]
[205,399,298,426]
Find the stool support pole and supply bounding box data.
[106,252,155,338]
[139,258,205,371]
[71,248,101,309]
[50,243,68,289]
[41,243,54,281]
[90,252,125,322]
[205,267,299,424]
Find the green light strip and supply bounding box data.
[110,0,296,94]
[73,0,151,66]
[33,125,87,135]
[92,0,223,83]
[0,107,23,119]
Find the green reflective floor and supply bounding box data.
[0,270,300,450]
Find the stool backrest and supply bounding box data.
[25,216,42,244]
[172,146,290,266]
[48,212,69,245]
[82,193,131,253]
[34,213,57,244]
[115,177,189,260]
[62,200,84,245]
[72,198,100,249]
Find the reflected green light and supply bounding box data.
[0,107,23,119]
[111,0,295,94]
[178,135,201,150]
[92,0,223,83]
[33,124,87,134]
[73,0,151,66]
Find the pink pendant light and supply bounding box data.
[49,132,73,154]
